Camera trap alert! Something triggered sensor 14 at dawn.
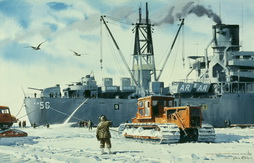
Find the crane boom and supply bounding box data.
[100,16,144,95]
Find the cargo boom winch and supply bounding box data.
[118,96,215,144]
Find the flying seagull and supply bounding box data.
[26,41,46,50]
[69,49,89,56]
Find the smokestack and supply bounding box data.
[212,24,239,51]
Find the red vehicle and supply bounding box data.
[0,106,17,130]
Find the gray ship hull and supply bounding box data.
[24,97,138,126]
[24,93,254,127]
[177,93,254,127]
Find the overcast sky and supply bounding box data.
[0,0,253,120]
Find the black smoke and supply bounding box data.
[189,5,222,24]
[155,2,222,25]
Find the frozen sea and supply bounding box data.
[0,123,254,163]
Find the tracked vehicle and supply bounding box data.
[0,106,28,137]
[0,106,17,130]
[118,96,215,144]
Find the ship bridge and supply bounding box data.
[227,51,254,81]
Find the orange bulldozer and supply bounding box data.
[118,96,215,144]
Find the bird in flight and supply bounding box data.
[26,41,46,50]
[69,49,89,56]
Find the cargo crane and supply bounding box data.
[100,3,184,96]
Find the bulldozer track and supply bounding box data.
[118,123,180,144]
[197,123,216,142]
[118,123,215,144]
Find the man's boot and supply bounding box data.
[107,148,112,154]
[100,148,105,155]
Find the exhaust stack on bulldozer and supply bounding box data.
[118,96,215,144]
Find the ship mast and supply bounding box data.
[132,2,157,95]
[100,3,157,96]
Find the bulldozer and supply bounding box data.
[118,96,215,144]
[0,106,27,137]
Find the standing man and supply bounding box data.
[96,115,112,154]
[88,120,93,131]
[18,121,22,128]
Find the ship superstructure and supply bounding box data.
[170,24,254,127]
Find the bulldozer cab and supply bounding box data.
[0,106,17,127]
[134,96,175,122]
[0,106,10,114]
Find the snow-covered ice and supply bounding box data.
[0,124,254,163]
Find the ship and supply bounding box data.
[24,3,254,127]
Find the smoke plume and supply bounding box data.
[189,5,222,24]
[155,2,222,25]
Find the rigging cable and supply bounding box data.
[106,33,125,76]
[16,86,27,118]
[18,101,86,123]
[17,104,41,120]
[16,101,24,118]
[107,22,130,30]
[182,25,185,68]
[100,19,103,70]
[49,107,84,122]
[101,17,131,76]
[241,2,244,50]
[167,32,181,83]
[106,15,133,26]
